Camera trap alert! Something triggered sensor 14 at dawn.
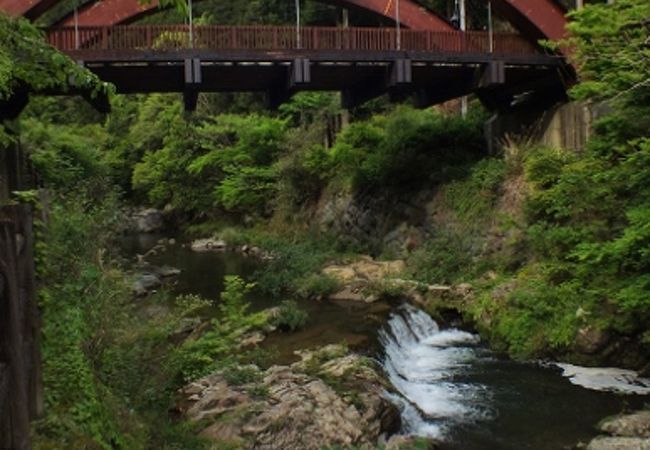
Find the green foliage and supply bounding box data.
[172,276,269,382]
[251,232,342,296]
[221,364,263,386]
[567,0,650,103]
[330,106,486,190]
[272,300,309,332]
[293,273,340,300]
[442,157,506,224]
[34,191,133,449]
[21,119,109,189]
[407,230,475,284]
[0,14,109,101]
[132,111,286,215]
[473,0,650,358]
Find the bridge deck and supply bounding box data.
[46,25,568,111]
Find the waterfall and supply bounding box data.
[379,304,489,439]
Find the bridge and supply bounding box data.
[1,0,573,112]
[45,24,569,111]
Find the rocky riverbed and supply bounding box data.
[177,344,403,450]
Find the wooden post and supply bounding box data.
[0,205,40,450]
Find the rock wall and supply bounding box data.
[317,187,433,256]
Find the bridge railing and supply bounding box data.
[47,25,538,55]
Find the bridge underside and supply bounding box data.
[68,49,567,111]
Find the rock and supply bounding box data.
[191,238,227,252]
[153,265,181,278]
[132,273,161,296]
[599,411,650,438]
[455,283,473,297]
[323,257,405,285]
[384,435,440,450]
[174,318,202,337]
[576,326,610,355]
[178,345,400,450]
[329,286,367,302]
[587,436,650,450]
[428,284,452,293]
[133,208,165,233]
[323,266,358,283]
[168,238,176,245]
[238,331,266,349]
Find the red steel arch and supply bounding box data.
[55,0,454,30]
[492,0,568,42]
[0,0,569,44]
[0,0,59,20]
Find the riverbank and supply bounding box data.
[125,229,649,449]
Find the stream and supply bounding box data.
[124,233,650,449]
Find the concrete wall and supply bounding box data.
[486,101,604,153]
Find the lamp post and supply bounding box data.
[188,0,194,48]
[488,0,493,53]
[459,0,467,117]
[295,0,301,49]
[396,0,401,50]
[74,2,79,50]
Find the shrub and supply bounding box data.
[294,273,340,299]
[272,300,309,332]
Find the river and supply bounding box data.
[123,233,649,449]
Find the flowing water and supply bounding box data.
[123,234,650,449]
[380,304,649,449]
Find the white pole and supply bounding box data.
[295,0,301,49]
[74,4,79,50]
[459,0,466,32]
[188,0,193,48]
[460,0,467,117]
[396,0,401,50]
[488,1,493,53]
[576,0,584,9]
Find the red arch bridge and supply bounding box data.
[45,24,570,111]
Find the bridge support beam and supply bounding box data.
[184,58,202,112]
[289,58,311,89]
[476,61,506,89]
[266,59,311,109]
[343,59,415,109]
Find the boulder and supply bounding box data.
[587,436,650,450]
[323,257,405,285]
[585,410,650,450]
[384,435,440,450]
[132,273,161,297]
[133,208,165,233]
[153,265,181,278]
[178,345,400,450]
[576,326,610,355]
[329,286,367,302]
[599,411,650,438]
[191,238,227,252]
